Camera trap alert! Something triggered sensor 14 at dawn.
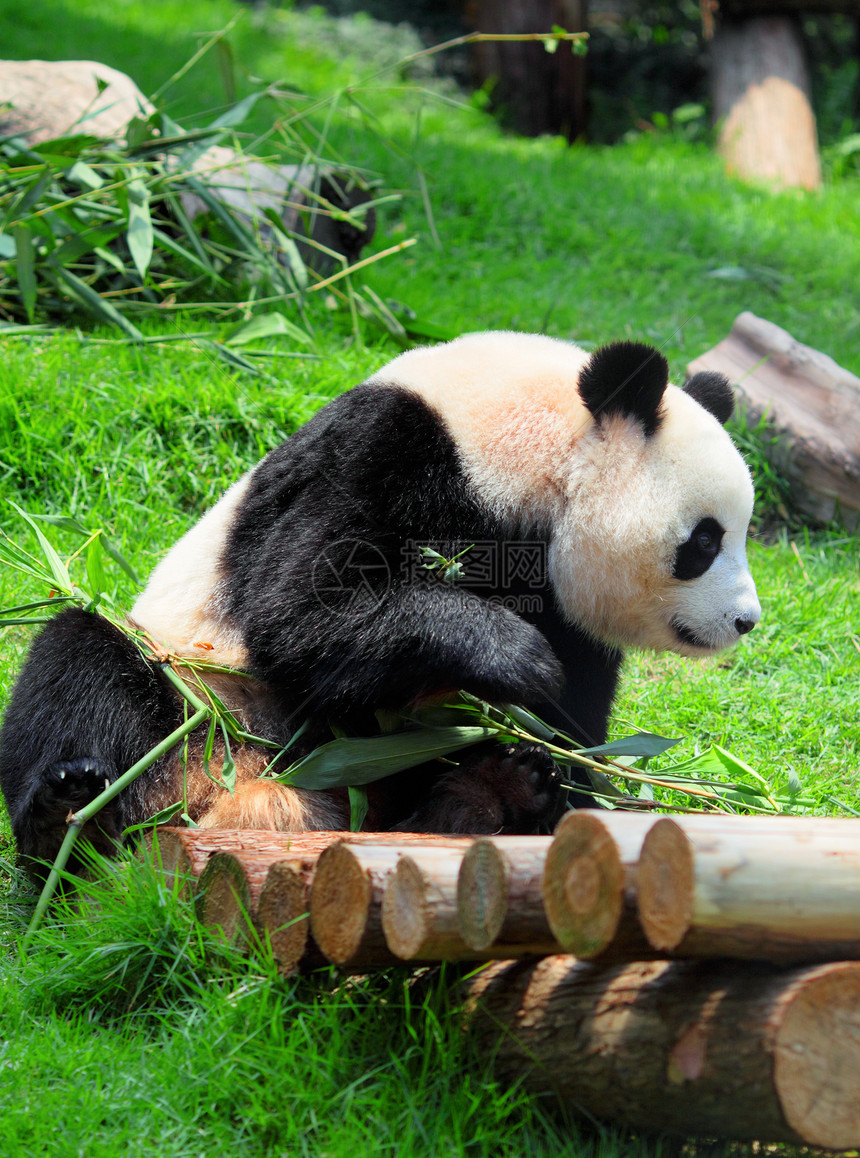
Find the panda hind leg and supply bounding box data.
[0,608,182,874]
[392,740,567,836]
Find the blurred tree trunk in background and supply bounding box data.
[470,0,588,139]
[712,14,822,189]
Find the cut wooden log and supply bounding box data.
[310,842,423,969]
[381,842,483,960]
[541,810,656,958]
[150,829,455,971]
[196,849,273,948]
[195,846,326,974]
[711,16,821,190]
[144,826,311,895]
[637,813,860,963]
[688,311,860,528]
[465,954,860,1148]
[456,836,559,955]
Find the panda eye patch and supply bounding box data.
[673,517,724,581]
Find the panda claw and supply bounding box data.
[41,757,114,814]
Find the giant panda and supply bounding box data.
[0,332,760,870]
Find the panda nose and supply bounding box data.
[735,617,756,636]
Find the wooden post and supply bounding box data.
[456,836,559,955]
[465,954,860,1147]
[711,15,822,189]
[381,843,480,960]
[541,811,656,958]
[637,814,860,963]
[310,843,415,970]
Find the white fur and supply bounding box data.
[374,330,760,657]
[130,472,253,666]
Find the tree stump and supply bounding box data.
[711,15,821,189]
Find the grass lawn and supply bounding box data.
[0,2,858,1155]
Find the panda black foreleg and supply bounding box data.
[299,580,566,717]
[292,583,569,834]
[0,608,182,873]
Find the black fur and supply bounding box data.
[672,517,725,581]
[683,371,734,425]
[577,341,669,437]
[0,609,181,871]
[222,384,621,749]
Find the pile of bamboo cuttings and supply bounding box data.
[146,811,860,1149]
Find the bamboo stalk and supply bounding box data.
[637,814,860,962]
[541,810,658,959]
[456,836,559,955]
[465,955,860,1149]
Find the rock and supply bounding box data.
[0,59,152,143]
[688,312,860,528]
[0,59,374,272]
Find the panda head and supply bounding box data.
[551,340,761,656]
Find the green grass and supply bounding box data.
[0,2,858,1154]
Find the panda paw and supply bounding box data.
[41,757,114,817]
[397,740,566,835]
[469,740,566,833]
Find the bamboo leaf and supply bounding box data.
[0,596,74,616]
[123,801,184,833]
[577,732,681,759]
[126,177,153,279]
[9,502,72,589]
[29,514,140,584]
[220,721,237,795]
[193,337,263,375]
[66,160,104,190]
[13,224,36,322]
[348,786,369,832]
[277,726,496,790]
[85,534,107,595]
[502,703,557,742]
[47,267,143,340]
[222,312,312,347]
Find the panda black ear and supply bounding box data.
[578,341,669,438]
[683,371,734,425]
